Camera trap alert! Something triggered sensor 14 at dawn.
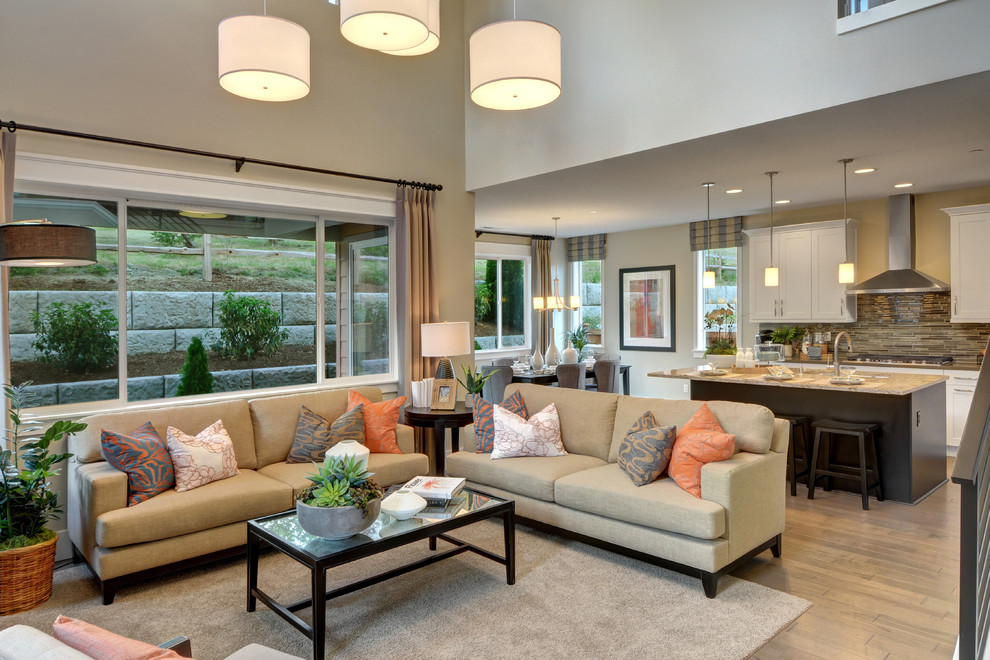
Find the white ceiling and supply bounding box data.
[472,71,990,238]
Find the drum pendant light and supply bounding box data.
[838,158,856,284]
[218,9,310,102]
[470,1,561,111]
[764,171,779,288]
[702,182,716,289]
[0,219,96,267]
[381,0,439,56]
[340,0,430,51]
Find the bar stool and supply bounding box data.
[778,415,811,496]
[807,419,883,510]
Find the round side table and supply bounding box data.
[404,404,474,476]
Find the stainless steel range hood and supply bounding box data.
[847,194,950,294]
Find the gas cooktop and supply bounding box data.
[846,354,954,366]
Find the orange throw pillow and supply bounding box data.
[53,615,182,659]
[668,403,735,498]
[347,390,406,454]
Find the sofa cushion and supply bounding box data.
[0,625,92,660]
[286,404,365,463]
[616,411,676,486]
[669,404,736,498]
[492,403,567,459]
[504,384,619,461]
[100,422,175,506]
[166,420,240,492]
[347,390,405,454]
[554,463,726,540]
[52,615,181,660]
[446,450,607,502]
[258,452,429,498]
[95,470,291,548]
[474,390,527,453]
[608,397,774,463]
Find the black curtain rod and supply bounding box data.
[0,118,442,192]
[475,229,554,241]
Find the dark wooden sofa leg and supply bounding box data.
[702,572,718,598]
[101,580,117,605]
[771,533,782,558]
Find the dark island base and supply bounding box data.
[691,380,948,505]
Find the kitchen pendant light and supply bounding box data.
[533,217,581,311]
[702,182,716,289]
[381,0,438,55]
[470,1,561,111]
[838,158,856,284]
[340,0,430,52]
[764,171,779,288]
[218,7,311,102]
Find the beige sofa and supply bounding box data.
[446,383,788,597]
[67,386,428,604]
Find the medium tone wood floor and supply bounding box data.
[737,459,960,659]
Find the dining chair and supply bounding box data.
[594,359,622,394]
[492,358,514,367]
[555,363,586,390]
[480,365,513,404]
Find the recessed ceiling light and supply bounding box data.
[589,210,598,214]
[854,168,876,174]
[725,189,742,194]
[775,199,791,205]
[894,182,914,188]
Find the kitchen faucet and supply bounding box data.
[833,332,853,377]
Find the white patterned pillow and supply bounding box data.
[491,403,568,459]
[166,420,240,492]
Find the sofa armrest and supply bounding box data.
[396,423,415,454]
[701,450,786,563]
[67,461,128,558]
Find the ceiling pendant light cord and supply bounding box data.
[842,158,851,264]
[766,171,777,267]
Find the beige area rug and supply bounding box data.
[6,522,809,660]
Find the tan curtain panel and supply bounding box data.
[0,131,14,223]
[395,186,439,385]
[566,233,606,261]
[531,238,552,352]
[689,216,743,250]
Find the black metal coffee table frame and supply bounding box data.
[246,491,515,660]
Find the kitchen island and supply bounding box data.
[649,367,948,504]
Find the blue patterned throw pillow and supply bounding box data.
[101,422,175,506]
[474,390,527,453]
[617,411,677,487]
[287,404,365,463]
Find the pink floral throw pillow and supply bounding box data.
[491,403,568,459]
[165,419,239,492]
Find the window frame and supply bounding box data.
[568,258,603,348]
[694,247,740,358]
[837,0,955,33]
[9,152,399,418]
[474,241,532,358]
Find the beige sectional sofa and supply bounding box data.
[67,386,427,604]
[446,383,788,597]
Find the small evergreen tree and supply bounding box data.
[176,337,214,397]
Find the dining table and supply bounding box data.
[510,364,631,395]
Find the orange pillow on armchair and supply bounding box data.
[668,403,735,498]
[347,390,406,454]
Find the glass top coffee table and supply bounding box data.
[246,488,515,660]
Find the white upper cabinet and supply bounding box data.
[945,203,990,322]
[744,220,857,323]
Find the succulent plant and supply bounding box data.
[298,455,383,518]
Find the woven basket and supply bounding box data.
[0,534,57,615]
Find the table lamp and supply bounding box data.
[420,321,471,380]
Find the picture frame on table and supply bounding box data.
[619,265,675,352]
[430,378,458,410]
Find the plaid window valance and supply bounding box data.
[689,216,743,251]
[566,233,606,262]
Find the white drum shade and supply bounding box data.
[420,321,471,358]
[470,19,561,111]
[218,15,310,102]
[340,0,430,51]
[381,0,439,56]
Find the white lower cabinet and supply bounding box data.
[945,370,978,449]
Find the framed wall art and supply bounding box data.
[619,265,675,352]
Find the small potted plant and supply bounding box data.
[296,456,384,540]
[457,365,494,409]
[566,324,591,361]
[0,383,86,614]
[770,326,806,358]
[704,305,737,368]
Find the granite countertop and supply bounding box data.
[648,367,947,395]
[777,356,981,372]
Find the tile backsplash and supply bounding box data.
[760,292,990,368]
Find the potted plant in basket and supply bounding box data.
[296,456,384,540]
[457,365,494,409]
[704,305,737,368]
[0,383,86,614]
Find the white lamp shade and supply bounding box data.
[340,0,430,51]
[219,15,310,102]
[420,321,471,357]
[764,266,779,287]
[838,261,856,284]
[381,0,439,55]
[703,270,716,288]
[568,295,581,309]
[533,296,545,311]
[470,19,561,110]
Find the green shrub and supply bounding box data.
[149,231,185,248]
[31,302,117,374]
[176,337,214,396]
[213,291,288,359]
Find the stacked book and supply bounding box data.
[401,476,467,520]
